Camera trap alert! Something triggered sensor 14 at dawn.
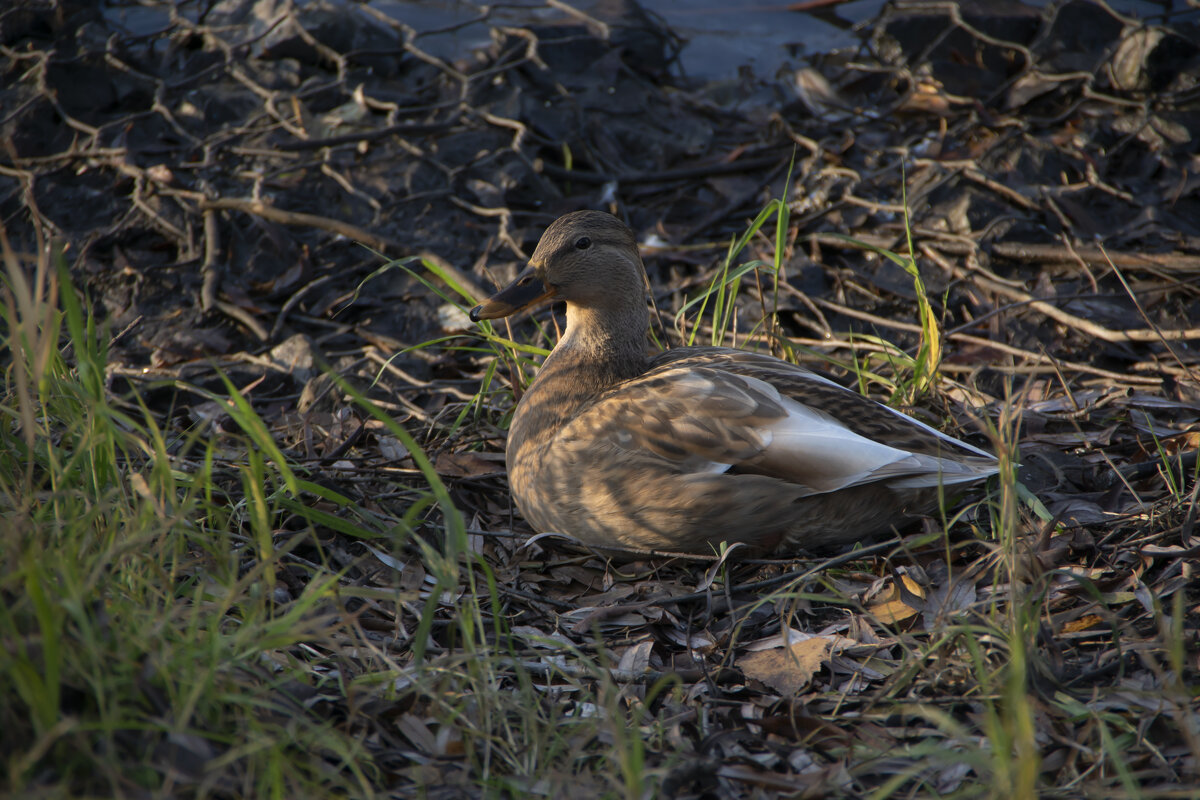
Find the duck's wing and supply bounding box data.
[559,351,998,497]
[651,348,997,459]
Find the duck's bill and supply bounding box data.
[469,266,556,322]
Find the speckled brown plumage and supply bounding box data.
[470,210,998,555]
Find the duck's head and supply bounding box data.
[469,211,645,322]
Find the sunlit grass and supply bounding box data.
[0,239,386,796]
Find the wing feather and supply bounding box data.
[560,366,781,470]
[558,354,997,496]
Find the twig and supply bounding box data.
[200,197,395,252]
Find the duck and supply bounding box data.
[469,210,998,555]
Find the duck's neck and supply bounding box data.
[539,301,650,393]
[506,295,649,481]
[510,300,649,458]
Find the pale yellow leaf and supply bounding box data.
[739,638,831,695]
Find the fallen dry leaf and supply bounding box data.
[1061,614,1105,634]
[435,451,506,478]
[739,638,831,696]
[868,574,925,624]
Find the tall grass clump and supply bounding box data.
[674,169,941,410]
[830,182,942,403]
[676,167,792,351]
[974,393,1040,800]
[0,234,377,797]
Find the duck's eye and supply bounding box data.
[574,236,591,250]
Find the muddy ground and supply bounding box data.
[3,0,1200,796]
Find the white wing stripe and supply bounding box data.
[765,396,998,494]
